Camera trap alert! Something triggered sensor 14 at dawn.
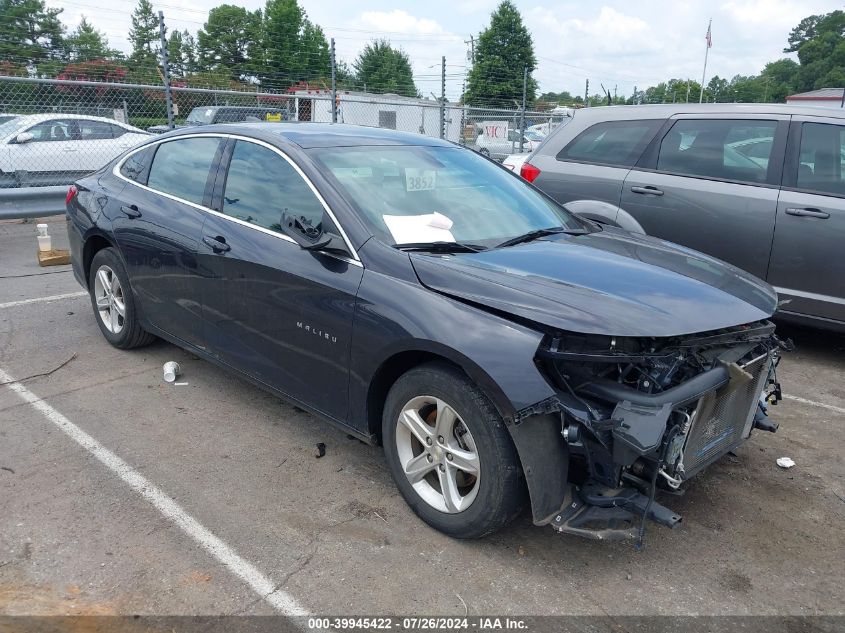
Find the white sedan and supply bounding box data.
[0,114,150,187]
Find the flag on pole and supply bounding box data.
[705,21,712,48]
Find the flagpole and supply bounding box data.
[699,19,711,103]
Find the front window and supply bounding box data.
[310,145,584,247]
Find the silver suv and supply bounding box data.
[521,104,845,332]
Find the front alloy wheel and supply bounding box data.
[382,362,526,538]
[396,396,481,513]
[93,264,125,334]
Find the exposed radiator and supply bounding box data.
[682,353,771,476]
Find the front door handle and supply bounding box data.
[202,235,231,253]
[120,204,141,218]
[630,185,664,196]
[785,207,830,219]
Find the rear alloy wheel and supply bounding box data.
[383,362,525,538]
[88,248,155,349]
[93,264,125,335]
[479,148,491,157]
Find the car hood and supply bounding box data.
[409,228,778,337]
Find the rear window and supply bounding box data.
[146,137,221,205]
[656,119,776,184]
[558,119,661,167]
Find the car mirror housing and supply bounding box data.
[13,132,34,144]
[281,212,333,251]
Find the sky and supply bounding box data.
[45,0,844,100]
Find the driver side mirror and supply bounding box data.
[13,132,34,144]
[281,211,333,250]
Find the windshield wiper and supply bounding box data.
[495,226,585,249]
[393,241,487,253]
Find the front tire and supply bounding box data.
[88,248,155,349]
[382,362,525,538]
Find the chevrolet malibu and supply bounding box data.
[66,123,785,543]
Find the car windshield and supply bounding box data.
[525,130,544,141]
[186,107,215,124]
[310,145,585,247]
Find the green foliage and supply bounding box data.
[66,16,120,63]
[0,0,64,70]
[465,1,537,107]
[261,0,330,87]
[129,0,158,66]
[352,40,418,97]
[197,4,262,81]
[166,29,186,77]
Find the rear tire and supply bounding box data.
[88,247,155,349]
[382,362,525,538]
[479,148,490,157]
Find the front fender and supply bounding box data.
[564,199,646,234]
[349,267,555,426]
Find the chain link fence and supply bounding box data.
[0,73,570,196]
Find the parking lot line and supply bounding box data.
[0,291,87,309]
[0,366,309,616]
[783,393,845,415]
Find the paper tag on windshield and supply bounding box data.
[405,168,436,192]
[383,213,455,244]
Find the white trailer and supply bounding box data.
[290,89,464,142]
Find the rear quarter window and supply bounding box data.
[119,146,155,184]
[557,119,662,167]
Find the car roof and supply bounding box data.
[568,103,845,121]
[4,112,146,130]
[190,105,286,112]
[168,122,455,149]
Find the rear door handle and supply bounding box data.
[120,204,141,218]
[630,185,664,196]
[785,207,830,219]
[202,235,231,253]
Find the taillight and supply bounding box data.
[520,162,541,183]
[65,185,78,205]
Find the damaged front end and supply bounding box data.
[514,320,786,543]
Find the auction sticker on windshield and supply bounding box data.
[405,168,436,191]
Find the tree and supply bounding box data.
[181,30,198,75]
[352,40,418,97]
[759,59,798,101]
[785,10,845,91]
[197,4,262,80]
[261,0,331,88]
[167,29,186,77]
[0,0,64,68]
[464,1,537,107]
[66,16,119,62]
[129,0,158,67]
[705,75,729,102]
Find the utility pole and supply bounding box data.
[584,78,589,108]
[519,67,527,153]
[613,84,617,102]
[464,35,475,63]
[158,11,174,130]
[633,85,637,105]
[439,56,446,140]
[330,38,337,123]
[686,80,691,102]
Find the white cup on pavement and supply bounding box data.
[163,361,181,383]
